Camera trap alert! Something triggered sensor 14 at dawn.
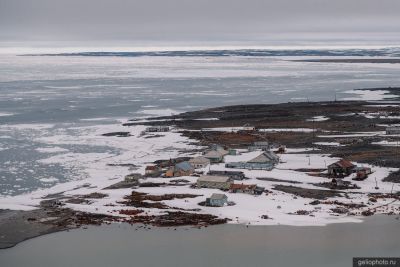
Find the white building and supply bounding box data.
[189,156,210,168]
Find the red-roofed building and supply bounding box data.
[229,183,265,195]
[328,159,356,177]
[145,165,162,177]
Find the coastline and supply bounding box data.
[1,88,400,249]
[0,209,61,249]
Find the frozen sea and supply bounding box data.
[1,47,400,196]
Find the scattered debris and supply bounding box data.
[361,210,374,216]
[309,200,321,205]
[118,191,202,210]
[257,177,302,184]
[65,198,91,205]
[127,211,228,227]
[82,192,108,199]
[330,207,349,214]
[293,210,312,215]
[118,209,144,216]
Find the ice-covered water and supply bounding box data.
[1,50,400,196]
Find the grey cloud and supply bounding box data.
[0,0,399,42]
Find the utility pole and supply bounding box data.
[375,177,379,190]
[312,116,316,152]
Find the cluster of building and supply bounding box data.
[141,142,279,207]
[144,144,239,179]
[145,142,281,178]
[196,174,265,207]
[142,139,378,208]
[202,144,236,163]
[144,141,281,179]
[196,175,264,194]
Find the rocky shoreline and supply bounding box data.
[0,194,227,249]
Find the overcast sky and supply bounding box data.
[1,0,400,45]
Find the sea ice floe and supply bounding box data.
[36,147,69,153]
[137,108,180,116]
[0,112,15,117]
[342,89,398,101]
[39,177,59,183]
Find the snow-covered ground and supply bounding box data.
[259,128,316,133]
[186,127,321,133]
[197,127,254,132]
[364,104,400,107]
[314,142,344,147]
[318,131,386,138]
[0,121,399,226]
[307,116,330,122]
[114,149,398,226]
[372,140,400,147]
